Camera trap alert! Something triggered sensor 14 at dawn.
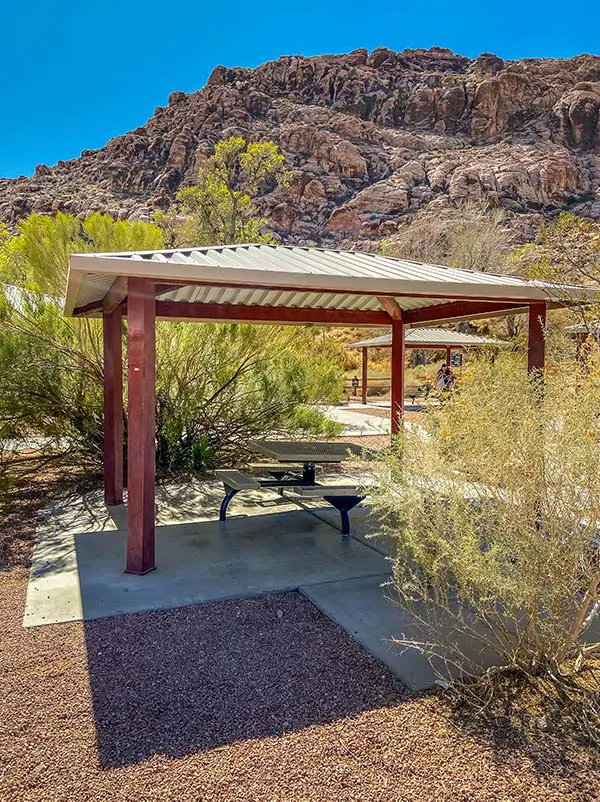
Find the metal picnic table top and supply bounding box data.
[250,440,364,464]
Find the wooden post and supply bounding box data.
[391,317,405,435]
[126,277,156,575]
[446,346,452,366]
[527,302,546,375]
[361,347,368,405]
[103,309,123,506]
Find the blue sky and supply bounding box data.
[1,0,598,178]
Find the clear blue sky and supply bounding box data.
[2,0,598,179]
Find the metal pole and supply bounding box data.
[126,277,156,575]
[391,318,405,435]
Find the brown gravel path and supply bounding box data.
[1,572,599,801]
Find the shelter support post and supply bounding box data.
[391,317,405,435]
[361,347,368,405]
[527,302,546,375]
[126,277,156,575]
[103,308,123,506]
[446,346,452,366]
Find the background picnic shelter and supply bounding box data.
[347,327,509,404]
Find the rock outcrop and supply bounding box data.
[2,47,600,245]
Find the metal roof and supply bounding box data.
[348,328,510,348]
[64,243,598,321]
[564,321,600,335]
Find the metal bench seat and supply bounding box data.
[215,469,260,520]
[283,482,367,536]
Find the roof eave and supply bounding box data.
[66,253,597,318]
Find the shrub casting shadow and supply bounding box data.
[84,590,407,769]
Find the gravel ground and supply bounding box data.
[2,462,599,800]
[1,572,599,801]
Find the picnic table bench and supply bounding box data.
[216,440,370,536]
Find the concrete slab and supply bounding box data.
[301,575,436,691]
[24,508,389,627]
[25,478,516,694]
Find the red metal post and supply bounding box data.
[126,277,156,575]
[361,347,368,405]
[391,318,405,435]
[103,309,123,506]
[445,346,452,366]
[527,302,546,374]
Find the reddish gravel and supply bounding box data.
[333,434,391,452]
[1,572,599,801]
[343,406,394,419]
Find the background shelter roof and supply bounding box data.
[564,321,600,335]
[64,243,598,325]
[347,328,511,349]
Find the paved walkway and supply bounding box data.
[322,405,391,435]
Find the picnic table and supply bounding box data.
[216,440,368,535]
[249,440,363,484]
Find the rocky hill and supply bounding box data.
[2,47,600,247]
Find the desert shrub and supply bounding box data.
[0,289,104,463]
[154,322,341,471]
[372,351,600,697]
[0,292,342,472]
[0,209,342,474]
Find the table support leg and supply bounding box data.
[323,495,363,537]
[219,488,240,521]
[303,463,316,484]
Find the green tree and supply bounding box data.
[157,136,289,247]
[0,211,165,296]
[0,212,166,461]
[0,208,341,471]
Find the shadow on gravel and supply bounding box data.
[84,590,408,769]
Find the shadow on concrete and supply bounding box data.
[66,511,389,625]
[83,590,408,768]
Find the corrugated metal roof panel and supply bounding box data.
[73,243,548,286]
[65,243,598,317]
[348,328,511,348]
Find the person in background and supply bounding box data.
[435,363,456,394]
[443,364,456,390]
[436,364,448,391]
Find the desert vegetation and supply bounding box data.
[370,347,600,741]
[0,137,341,487]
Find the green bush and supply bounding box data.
[0,292,342,473]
